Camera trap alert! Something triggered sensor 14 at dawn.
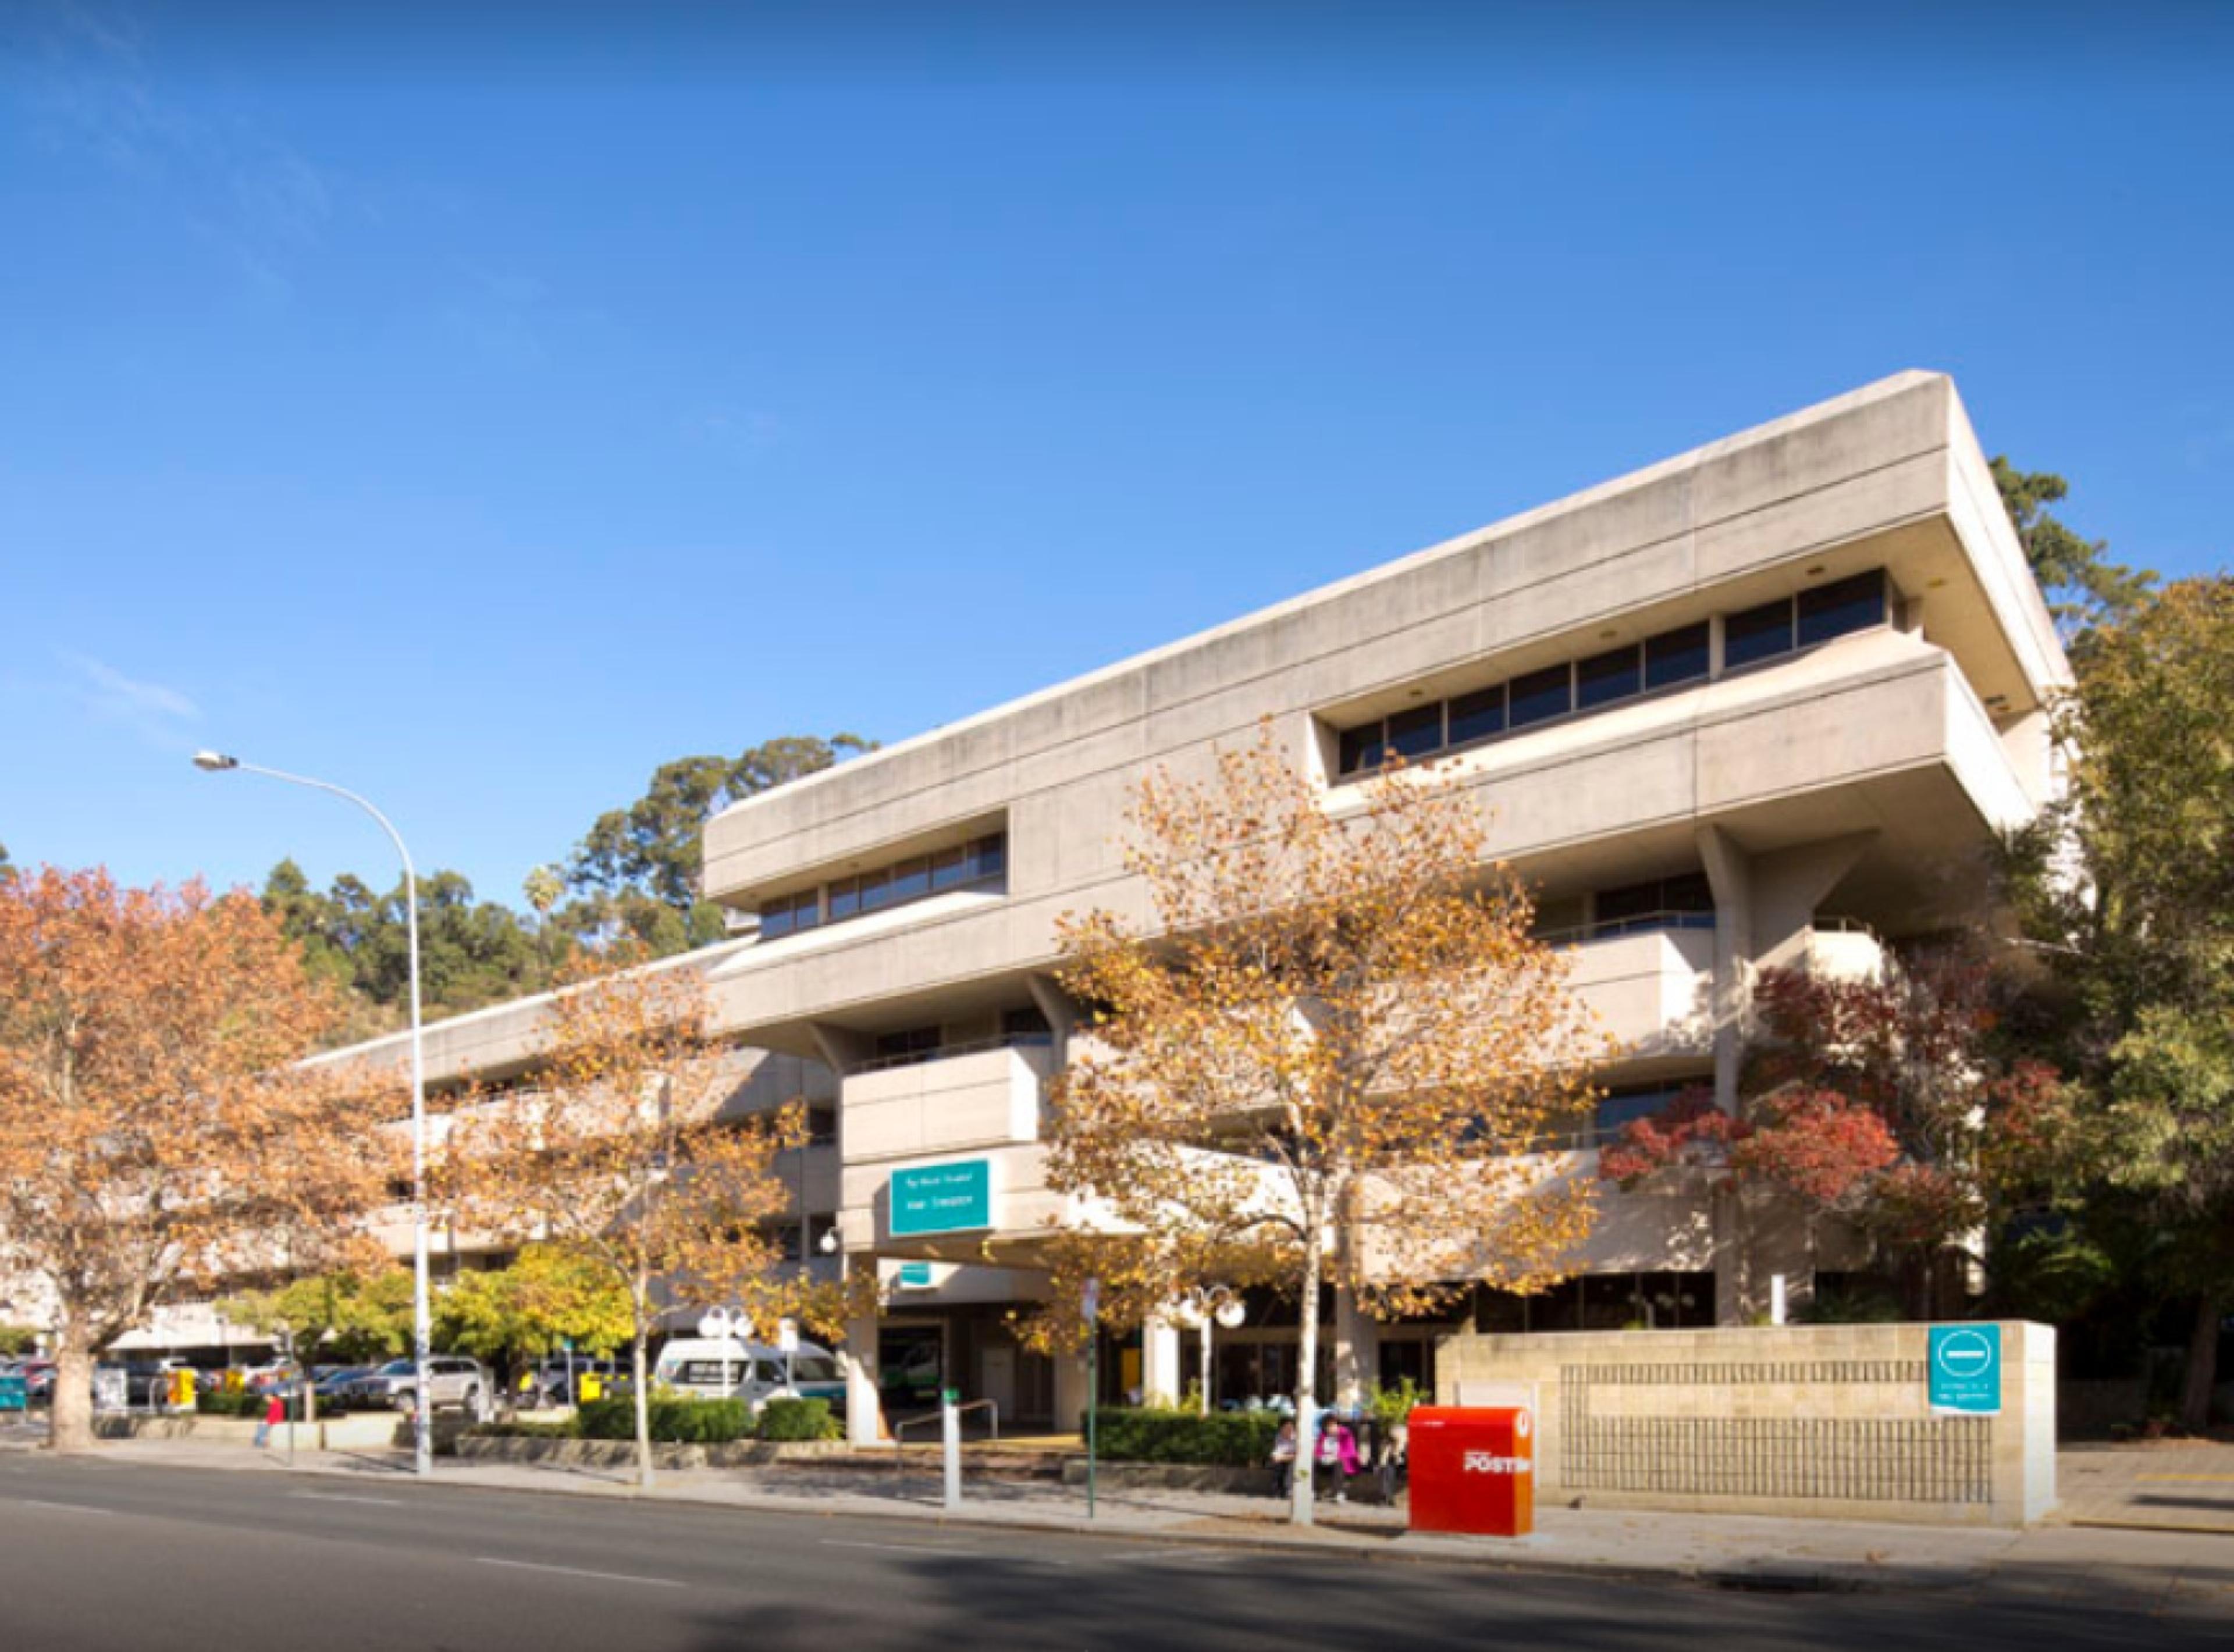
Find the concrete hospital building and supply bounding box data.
[130,371,2071,1443]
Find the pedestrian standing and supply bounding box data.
[255,1390,284,1450]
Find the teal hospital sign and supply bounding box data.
[1927,1324,2001,1416]
[890,1159,993,1237]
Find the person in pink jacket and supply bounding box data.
[1315,1413,1363,1502]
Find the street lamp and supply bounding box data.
[192,751,435,1479]
[1171,1285,1247,1416]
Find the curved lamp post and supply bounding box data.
[1171,1285,1247,1416]
[193,752,433,1479]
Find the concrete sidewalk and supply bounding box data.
[8,1426,2232,1612]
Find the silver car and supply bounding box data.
[343,1355,492,1417]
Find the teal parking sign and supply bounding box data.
[891,1159,992,1237]
[896,1262,934,1288]
[1928,1324,2001,1415]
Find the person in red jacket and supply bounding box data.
[255,1390,284,1450]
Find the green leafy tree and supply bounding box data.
[2004,575,2234,1428]
[0,1323,38,1355]
[562,735,873,952]
[219,1270,416,1422]
[1991,457,2154,638]
[433,1245,632,1396]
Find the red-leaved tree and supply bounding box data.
[1601,948,2062,1315]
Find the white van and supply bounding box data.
[652,1336,846,1416]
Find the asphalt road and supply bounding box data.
[0,1453,2227,1651]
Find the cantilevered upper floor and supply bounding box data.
[696,371,2068,1057]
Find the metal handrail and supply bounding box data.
[890,1398,1001,1464]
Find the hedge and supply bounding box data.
[1088,1407,1283,1468]
[576,1395,751,1444]
[756,1398,840,1441]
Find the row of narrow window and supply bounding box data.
[759,832,1008,940]
[1336,569,1889,777]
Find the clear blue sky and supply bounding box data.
[3,2,2229,907]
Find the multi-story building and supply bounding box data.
[125,371,2070,1440]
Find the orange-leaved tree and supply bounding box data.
[438,949,806,1489]
[1046,728,1606,1527]
[0,867,395,1452]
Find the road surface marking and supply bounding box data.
[476,1557,685,1589]
[17,1499,113,1516]
[290,1492,403,1506]
[823,1539,963,1555]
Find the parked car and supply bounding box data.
[19,1359,55,1405]
[312,1365,374,1404]
[340,1356,493,1417]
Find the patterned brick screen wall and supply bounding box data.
[1560,1361,1994,1504]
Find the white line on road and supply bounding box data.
[822,1539,963,1555]
[475,1557,685,1589]
[16,1499,113,1516]
[290,1492,403,1507]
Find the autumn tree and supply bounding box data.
[439,951,806,1487]
[1046,729,1603,1527]
[2002,575,2234,1427]
[0,868,394,1452]
[1602,950,2063,1317]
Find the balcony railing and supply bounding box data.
[855,1031,1055,1076]
[1536,910,1717,948]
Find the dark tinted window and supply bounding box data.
[1798,569,1887,646]
[858,870,894,913]
[1595,1084,1690,1139]
[1338,722,1385,775]
[967,834,1006,882]
[1662,871,1713,912]
[1509,664,1573,728]
[827,878,860,920]
[762,903,796,939]
[1644,622,1710,689]
[1446,685,1504,746]
[1386,703,1443,759]
[1576,646,1641,710]
[929,846,967,891]
[1723,599,1794,669]
[890,856,930,903]
[1595,878,1662,924]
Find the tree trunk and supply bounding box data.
[2179,1290,2222,1434]
[632,1328,655,1490]
[49,1336,95,1455]
[1289,1226,1322,1529]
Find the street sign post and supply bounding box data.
[1083,1277,1101,1519]
[1928,1324,2002,1415]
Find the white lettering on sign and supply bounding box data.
[1461,1451,1531,1475]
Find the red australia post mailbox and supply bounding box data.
[1406,1405,1534,1537]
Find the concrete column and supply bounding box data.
[842,1306,884,1447]
[1052,1348,1092,1438]
[1332,1287,1378,1409]
[1698,825,1755,1327]
[1143,1316,1182,1407]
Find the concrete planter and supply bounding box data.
[1059,1461,1277,1496]
[455,1434,847,1471]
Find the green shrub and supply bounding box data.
[1089,1407,1283,1467]
[756,1398,840,1441]
[576,1395,750,1444]
[468,1419,581,1439]
[197,1391,260,1417]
